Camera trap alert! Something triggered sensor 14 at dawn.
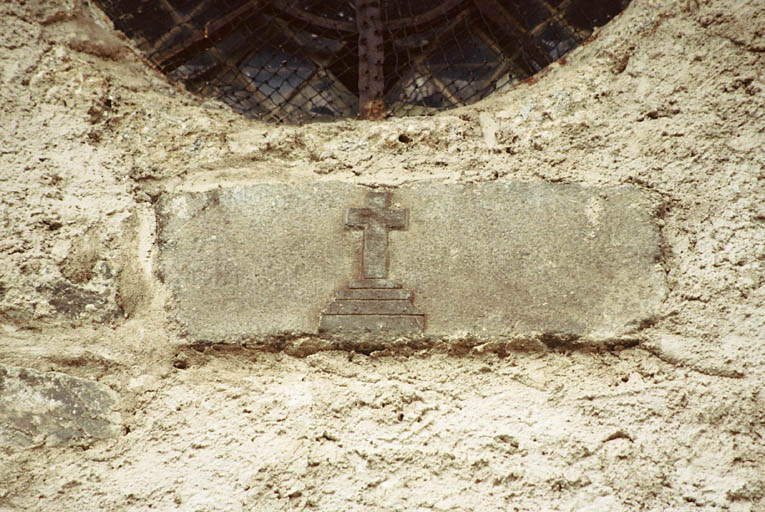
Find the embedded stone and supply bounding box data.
[155,182,666,343]
[0,364,121,448]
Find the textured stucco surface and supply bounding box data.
[0,0,763,510]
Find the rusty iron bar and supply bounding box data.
[148,0,216,54]
[526,0,588,41]
[356,0,385,120]
[472,0,552,72]
[267,0,356,35]
[153,0,266,73]
[268,0,466,38]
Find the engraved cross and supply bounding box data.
[346,190,406,280]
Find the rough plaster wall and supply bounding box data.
[0,0,763,510]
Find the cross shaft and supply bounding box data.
[346,190,406,280]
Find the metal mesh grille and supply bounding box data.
[95,0,629,122]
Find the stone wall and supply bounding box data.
[0,0,762,510]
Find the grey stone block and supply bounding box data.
[155,182,666,343]
[0,364,121,447]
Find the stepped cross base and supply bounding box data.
[319,279,424,334]
[319,191,424,334]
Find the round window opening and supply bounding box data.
[97,0,630,123]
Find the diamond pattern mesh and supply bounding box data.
[95,0,629,122]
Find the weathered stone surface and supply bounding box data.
[318,189,425,334]
[0,364,121,447]
[156,182,666,342]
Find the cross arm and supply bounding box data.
[345,208,407,229]
[382,208,407,229]
[346,208,372,228]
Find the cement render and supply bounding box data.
[2,0,763,509]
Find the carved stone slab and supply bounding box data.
[319,190,424,334]
[155,182,666,343]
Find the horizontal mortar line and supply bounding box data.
[335,290,413,300]
[333,298,415,301]
[321,313,425,316]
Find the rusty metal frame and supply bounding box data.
[100,0,614,122]
[154,0,267,73]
